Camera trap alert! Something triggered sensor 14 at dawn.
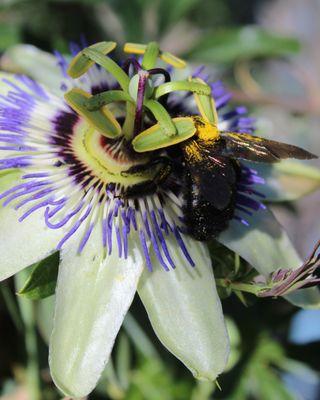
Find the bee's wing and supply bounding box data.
[183,140,237,210]
[220,132,317,162]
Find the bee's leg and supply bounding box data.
[122,180,158,198]
[122,157,172,198]
[122,157,172,177]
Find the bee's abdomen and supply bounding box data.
[183,174,236,241]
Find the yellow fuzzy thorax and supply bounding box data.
[182,117,221,163]
[192,116,220,143]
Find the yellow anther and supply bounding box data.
[160,52,186,69]
[123,42,146,55]
[123,42,186,69]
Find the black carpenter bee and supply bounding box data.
[123,116,317,241]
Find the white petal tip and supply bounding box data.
[192,370,219,382]
[50,370,89,399]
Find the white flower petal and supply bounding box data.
[138,234,229,381]
[0,171,62,281]
[245,160,320,202]
[219,208,320,308]
[286,287,320,309]
[49,229,143,398]
[1,45,64,94]
[218,208,300,275]
[0,72,24,94]
[0,206,64,281]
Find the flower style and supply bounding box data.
[0,41,319,398]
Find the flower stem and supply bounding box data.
[15,270,41,400]
[215,279,261,296]
[0,282,24,333]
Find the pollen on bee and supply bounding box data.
[193,117,220,143]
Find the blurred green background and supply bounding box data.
[0,0,320,399]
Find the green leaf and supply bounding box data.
[224,317,241,372]
[254,368,294,400]
[247,160,320,202]
[123,313,159,359]
[35,296,55,344]
[18,252,60,300]
[158,0,201,31]
[186,26,300,64]
[0,23,20,50]
[232,335,294,400]
[115,333,131,390]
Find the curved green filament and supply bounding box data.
[85,90,134,111]
[144,100,177,137]
[85,90,136,140]
[142,42,160,70]
[67,41,116,79]
[132,117,196,152]
[83,48,130,91]
[192,77,219,125]
[154,80,211,99]
[64,88,121,138]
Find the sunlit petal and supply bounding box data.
[49,230,143,398]
[138,234,229,381]
[0,171,62,281]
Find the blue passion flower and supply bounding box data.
[0,41,319,397]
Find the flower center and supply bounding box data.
[71,118,153,189]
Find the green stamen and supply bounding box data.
[142,41,160,70]
[67,41,116,79]
[132,117,196,152]
[123,42,186,69]
[85,90,134,111]
[123,42,146,55]
[82,48,130,91]
[192,77,218,124]
[64,88,121,138]
[65,41,220,145]
[144,100,177,137]
[154,80,211,99]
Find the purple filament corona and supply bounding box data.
[0,49,265,271]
